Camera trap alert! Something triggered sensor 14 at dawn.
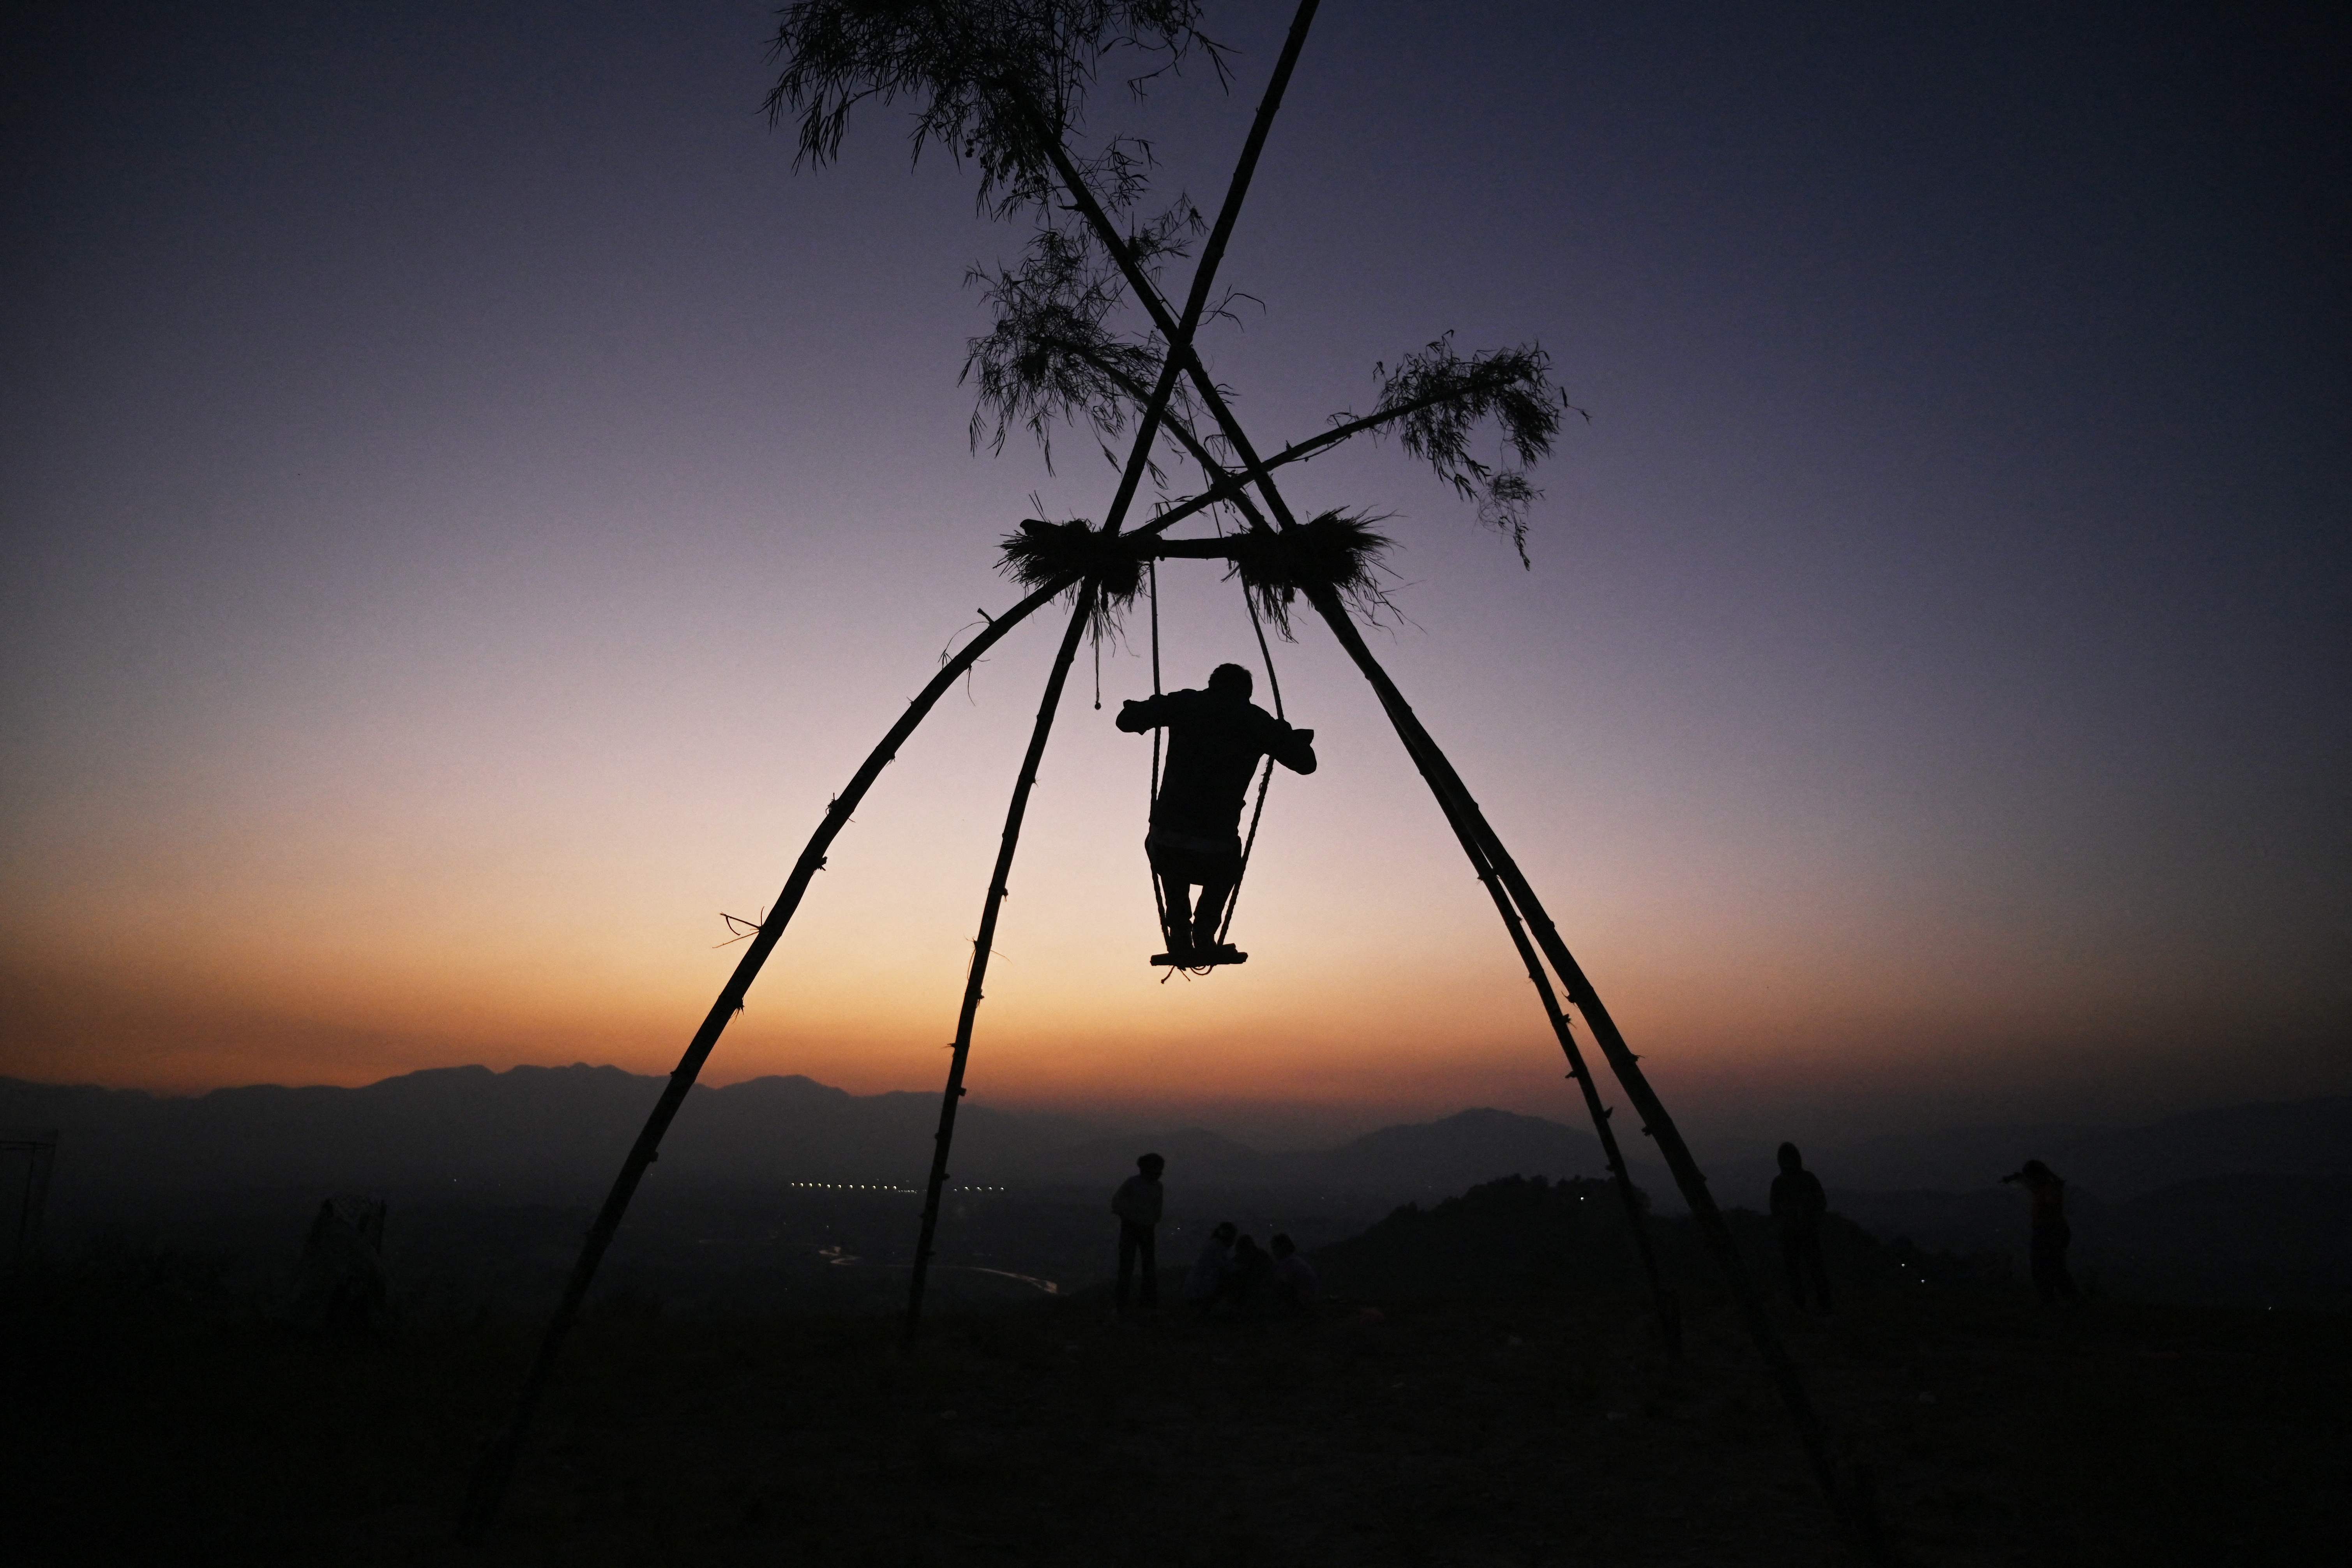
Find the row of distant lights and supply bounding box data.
[787,1181,1007,1193]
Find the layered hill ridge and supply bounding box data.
[6,1066,2346,1224]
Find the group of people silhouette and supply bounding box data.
[1185,1224,1319,1317]
[1110,1151,1317,1319]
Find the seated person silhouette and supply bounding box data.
[1116,662,1316,963]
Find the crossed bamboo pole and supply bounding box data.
[467,7,1874,1549]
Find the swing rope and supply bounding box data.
[1213,572,1283,950]
[1146,559,1171,948]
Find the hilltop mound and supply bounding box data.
[1317,1173,1908,1303]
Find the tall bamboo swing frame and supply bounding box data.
[462,5,1885,1554]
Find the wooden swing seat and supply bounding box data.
[1150,945,1248,968]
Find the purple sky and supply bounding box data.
[4,1,2345,1146]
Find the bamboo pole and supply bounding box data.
[1303,585,1847,1511]
[1443,775,1680,1354]
[904,581,1097,1341]
[456,571,1084,1537]
[1135,506,1668,1326]
[1035,132,1856,1527]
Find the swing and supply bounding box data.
[1144,557,1285,971]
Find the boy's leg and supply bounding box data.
[1158,875,1196,953]
[1192,872,1237,950]
[1139,1227,1157,1307]
[1116,1225,1137,1311]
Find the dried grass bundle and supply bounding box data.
[998,517,1146,640]
[1227,510,1393,637]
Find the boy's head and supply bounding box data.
[1211,1220,1237,1243]
[1270,1234,1295,1259]
[1776,1141,1803,1171]
[1208,663,1253,699]
[1137,1152,1164,1178]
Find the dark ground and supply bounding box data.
[7,1256,2345,1567]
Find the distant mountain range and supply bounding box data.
[6,1068,2347,1308]
[0,1066,1611,1217]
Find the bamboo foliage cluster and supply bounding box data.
[773,0,1572,579]
[766,2,1230,218]
[962,227,1188,470]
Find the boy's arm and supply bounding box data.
[1116,691,1178,734]
[1264,712,1317,774]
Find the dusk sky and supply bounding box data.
[5,1,2345,1147]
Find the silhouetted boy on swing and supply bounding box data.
[1117,662,1316,964]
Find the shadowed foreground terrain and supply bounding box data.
[7,1220,2345,1566]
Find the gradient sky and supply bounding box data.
[4,1,2346,1146]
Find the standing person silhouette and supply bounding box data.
[2003,1159,2079,1304]
[1116,663,1316,962]
[1111,1152,1165,1316]
[1770,1142,1833,1315]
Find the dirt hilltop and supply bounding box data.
[6,1210,2344,1564]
